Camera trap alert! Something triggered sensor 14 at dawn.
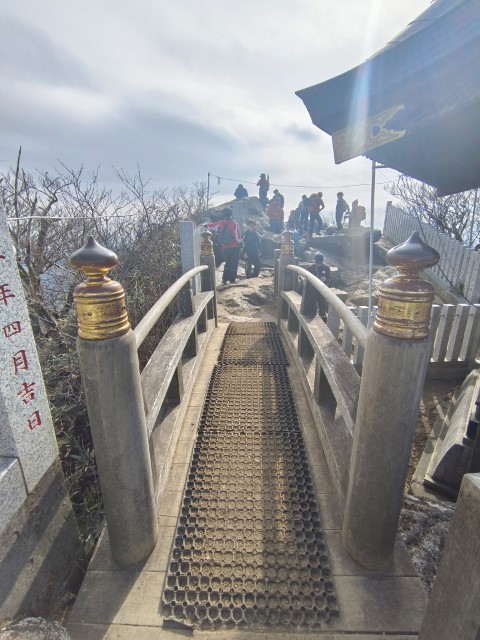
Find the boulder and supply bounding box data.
[207,196,264,223]
[308,228,382,267]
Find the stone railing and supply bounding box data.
[276,229,441,571]
[70,231,217,565]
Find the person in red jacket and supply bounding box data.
[207,208,243,284]
[266,200,284,234]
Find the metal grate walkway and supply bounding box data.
[162,322,337,630]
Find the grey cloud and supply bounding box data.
[0,15,92,88]
[284,123,318,142]
[0,88,239,190]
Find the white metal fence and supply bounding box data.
[383,202,480,304]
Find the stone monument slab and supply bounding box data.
[0,204,58,493]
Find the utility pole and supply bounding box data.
[206,171,211,211]
[368,160,376,318]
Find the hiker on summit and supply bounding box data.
[234,184,248,199]
[266,199,284,234]
[335,192,350,231]
[306,253,331,320]
[242,219,262,278]
[272,189,284,208]
[206,208,242,284]
[257,173,270,208]
[308,192,325,237]
[295,195,309,232]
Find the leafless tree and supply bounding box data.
[1,150,207,336]
[0,149,207,551]
[389,175,478,244]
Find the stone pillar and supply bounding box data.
[342,232,439,570]
[274,248,281,296]
[199,230,217,327]
[418,473,480,640]
[231,199,245,228]
[179,220,198,294]
[71,237,158,566]
[277,230,295,324]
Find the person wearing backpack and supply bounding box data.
[335,192,350,231]
[207,207,243,284]
[242,219,262,278]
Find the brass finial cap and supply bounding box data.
[70,236,130,340]
[281,229,294,254]
[374,231,440,340]
[201,229,214,256]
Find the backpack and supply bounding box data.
[219,220,234,245]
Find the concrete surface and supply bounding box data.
[0,460,85,625]
[68,322,427,639]
[419,473,480,639]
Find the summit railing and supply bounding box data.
[69,230,217,566]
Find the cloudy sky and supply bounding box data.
[1,0,431,219]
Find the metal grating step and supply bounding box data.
[218,335,289,365]
[162,323,337,630]
[225,321,279,336]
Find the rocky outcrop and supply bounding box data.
[399,495,454,594]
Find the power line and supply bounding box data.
[210,173,395,190]
[6,212,141,221]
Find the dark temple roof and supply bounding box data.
[296,0,480,196]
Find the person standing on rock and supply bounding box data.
[296,195,309,233]
[308,192,325,238]
[257,173,270,208]
[335,192,350,231]
[234,184,248,199]
[243,219,262,278]
[266,199,284,234]
[306,253,331,320]
[206,208,243,284]
[272,189,284,208]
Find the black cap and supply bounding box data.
[314,253,324,263]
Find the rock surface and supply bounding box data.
[399,495,454,594]
[0,618,71,640]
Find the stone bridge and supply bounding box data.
[42,229,480,638]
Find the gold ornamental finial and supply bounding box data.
[201,229,214,256]
[70,236,130,340]
[281,229,294,254]
[374,231,440,340]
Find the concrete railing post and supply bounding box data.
[274,248,281,295]
[200,230,217,327]
[342,232,439,570]
[418,473,480,640]
[70,237,158,566]
[179,281,198,358]
[301,279,318,317]
[277,230,295,324]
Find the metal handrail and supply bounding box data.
[134,265,209,348]
[286,264,368,348]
